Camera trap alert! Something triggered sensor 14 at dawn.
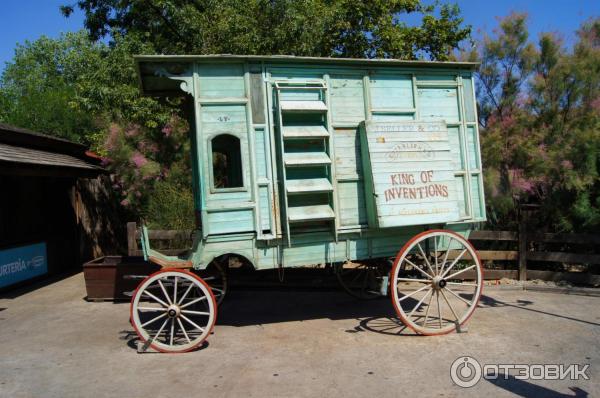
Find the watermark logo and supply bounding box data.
[450,356,482,387]
[450,356,590,388]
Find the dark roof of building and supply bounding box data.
[0,123,105,178]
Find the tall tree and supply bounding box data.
[61,0,471,60]
[472,14,600,232]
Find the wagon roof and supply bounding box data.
[135,54,479,95]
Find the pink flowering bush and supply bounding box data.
[101,115,195,229]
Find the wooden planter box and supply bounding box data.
[83,256,160,301]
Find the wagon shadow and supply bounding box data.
[217,287,394,326]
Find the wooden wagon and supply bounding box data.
[130,55,486,352]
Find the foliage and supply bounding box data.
[61,0,471,60]
[470,14,600,232]
[0,32,103,143]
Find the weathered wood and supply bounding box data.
[518,217,527,281]
[527,251,600,264]
[528,232,600,245]
[456,269,518,280]
[446,250,518,261]
[526,270,600,286]
[469,230,517,241]
[127,222,138,257]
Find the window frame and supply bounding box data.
[208,133,247,193]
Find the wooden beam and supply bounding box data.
[469,230,518,241]
[527,251,600,264]
[127,222,138,257]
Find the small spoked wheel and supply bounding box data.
[130,270,217,353]
[391,230,483,335]
[335,261,388,300]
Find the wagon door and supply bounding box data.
[359,120,462,228]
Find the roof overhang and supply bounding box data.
[135,54,480,95]
[0,124,105,178]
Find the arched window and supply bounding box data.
[211,134,243,189]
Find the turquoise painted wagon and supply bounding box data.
[130,55,486,353]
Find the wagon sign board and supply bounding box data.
[359,120,461,228]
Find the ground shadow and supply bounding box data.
[216,287,396,327]
[118,329,209,353]
[487,373,588,397]
[479,294,600,327]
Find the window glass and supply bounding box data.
[211,134,243,189]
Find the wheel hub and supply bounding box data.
[166,304,181,318]
[432,276,447,290]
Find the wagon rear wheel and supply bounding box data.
[390,230,483,335]
[335,261,388,300]
[192,259,228,306]
[130,270,217,353]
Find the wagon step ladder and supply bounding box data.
[274,81,338,246]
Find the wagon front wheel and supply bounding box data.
[390,230,483,335]
[130,270,217,353]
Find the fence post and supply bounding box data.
[127,221,138,257]
[518,213,528,281]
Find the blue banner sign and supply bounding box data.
[0,242,48,288]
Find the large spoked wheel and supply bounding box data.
[335,261,388,300]
[130,270,217,353]
[391,230,483,335]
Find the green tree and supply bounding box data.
[61,0,471,60]
[473,14,600,232]
[0,32,103,143]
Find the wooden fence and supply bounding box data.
[126,221,600,283]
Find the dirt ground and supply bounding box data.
[0,272,599,398]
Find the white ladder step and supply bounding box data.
[284,152,331,166]
[286,178,333,194]
[282,125,329,139]
[288,205,335,222]
[280,100,327,112]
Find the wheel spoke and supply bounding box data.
[180,295,208,309]
[445,286,473,306]
[152,318,169,342]
[177,318,191,344]
[440,288,460,322]
[180,314,205,332]
[440,249,468,278]
[181,310,211,316]
[434,238,439,274]
[157,279,173,305]
[142,290,169,307]
[408,288,433,319]
[137,307,167,312]
[177,282,195,305]
[141,312,167,328]
[397,277,430,283]
[173,276,178,303]
[417,243,436,276]
[447,281,478,287]
[438,237,453,275]
[422,291,434,326]
[404,258,433,279]
[445,264,477,281]
[398,283,430,302]
[436,290,442,329]
[169,318,175,346]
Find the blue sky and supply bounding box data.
[1,0,599,73]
